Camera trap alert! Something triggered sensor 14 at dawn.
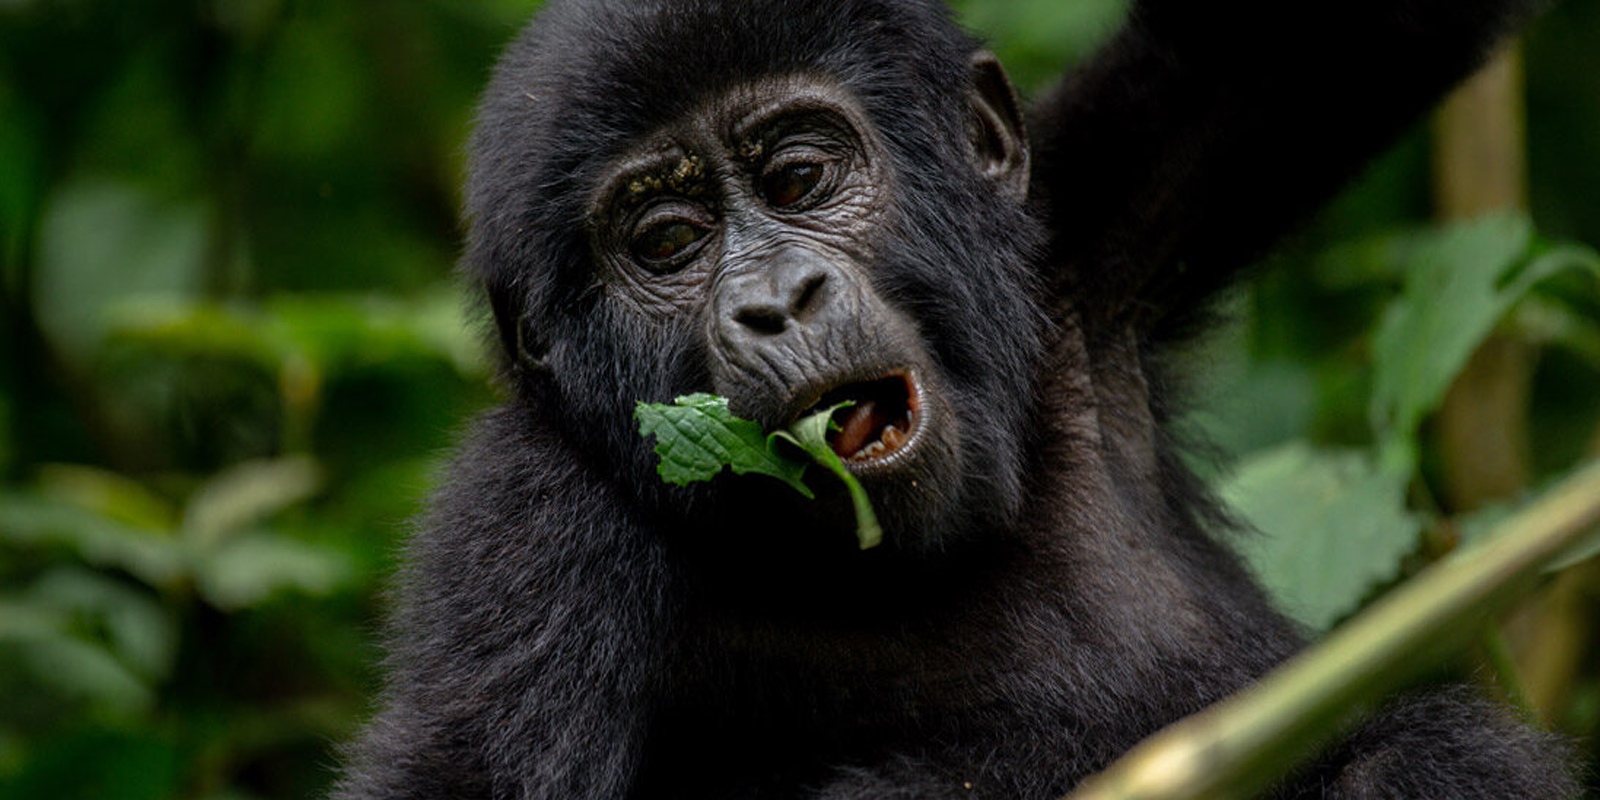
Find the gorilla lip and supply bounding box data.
[813,372,922,465]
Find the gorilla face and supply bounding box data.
[576,71,1038,552]
[585,79,959,536]
[470,4,1046,554]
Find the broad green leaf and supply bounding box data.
[0,599,66,641]
[108,289,485,377]
[1553,527,1600,572]
[106,300,284,367]
[1305,230,1414,290]
[634,394,811,495]
[36,464,178,532]
[404,289,493,376]
[26,568,178,682]
[0,493,184,588]
[952,0,1129,91]
[1370,214,1600,443]
[1223,441,1422,630]
[267,292,481,373]
[771,405,883,550]
[182,456,324,548]
[1510,294,1600,367]
[0,596,157,714]
[192,532,351,611]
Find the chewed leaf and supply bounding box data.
[634,394,810,496]
[635,395,883,549]
[770,402,883,550]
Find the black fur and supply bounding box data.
[333,1,1578,797]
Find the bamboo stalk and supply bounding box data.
[1433,45,1532,513]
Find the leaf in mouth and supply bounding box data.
[634,394,883,549]
[770,402,884,550]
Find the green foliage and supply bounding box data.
[1370,215,1600,451]
[1224,444,1421,629]
[636,396,883,549]
[950,0,1130,91]
[35,182,209,357]
[109,291,485,378]
[1222,215,1600,630]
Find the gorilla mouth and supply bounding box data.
[814,372,921,465]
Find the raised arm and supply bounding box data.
[1028,0,1546,335]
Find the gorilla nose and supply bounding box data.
[722,255,833,338]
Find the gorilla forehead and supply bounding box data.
[489,0,975,148]
[464,0,981,299]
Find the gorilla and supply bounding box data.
[334,0,1577,797]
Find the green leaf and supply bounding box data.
[1370,214,1600,444]
[0,492,185,588]
[635,395,884,549]
[107,300,285,368]
[35,464,178,532]
[1222,441,1423,630]
[182,456,324,548]
[771,405,883,550]
[634,394,811,495]
[192,532,351,611]
[951,0,1130,92]
[0,588,157,715]
[25,568,178,682]
[1553,527,1600,573]
[108,288,486,378]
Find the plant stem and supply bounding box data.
[1478,626,1532,712]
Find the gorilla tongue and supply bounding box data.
[831,400,887,460]
[822,375,915,462]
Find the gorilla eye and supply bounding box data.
[632,219,709,270]
[761,162,825,209]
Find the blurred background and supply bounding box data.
[1,1,1597,798]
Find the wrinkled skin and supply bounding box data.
[333,1,1578,798]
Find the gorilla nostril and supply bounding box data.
[790,273,828,321]
[734,306,788,336]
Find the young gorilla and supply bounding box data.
[336,0,1576,797]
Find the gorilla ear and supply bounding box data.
[966,51,1029,201]
[487,281,550,373]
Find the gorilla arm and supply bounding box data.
[331,406,675,800]
[1024,2,1578,797]
[1027,0,1547,334]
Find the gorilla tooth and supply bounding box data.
[882,425,907,450]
